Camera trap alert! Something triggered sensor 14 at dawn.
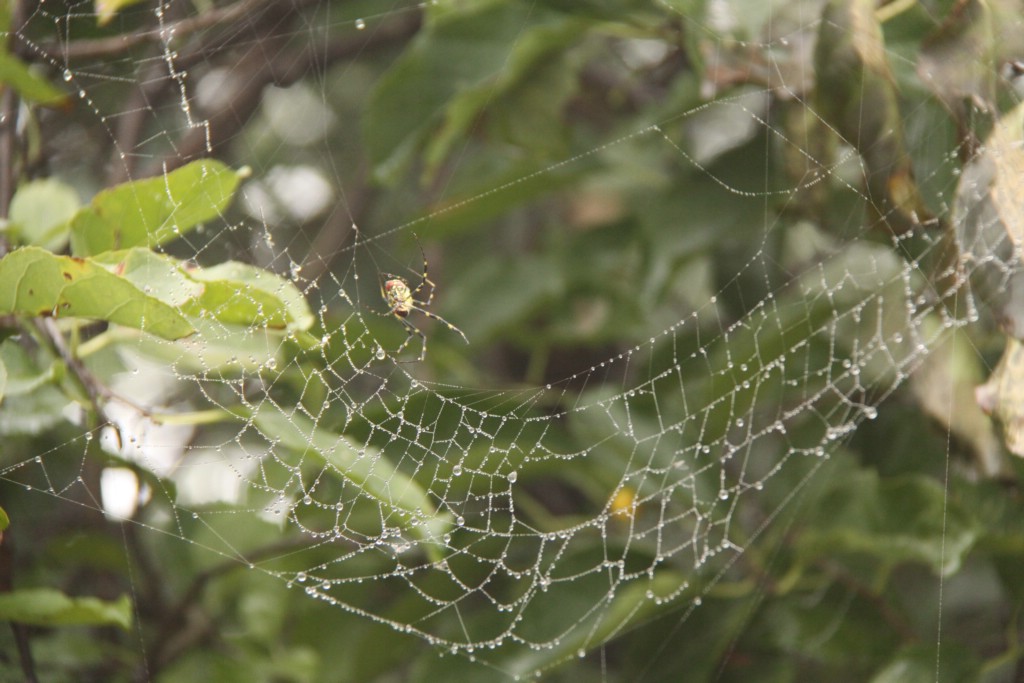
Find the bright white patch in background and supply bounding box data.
[100,353,259,509]
[173,444,254,506]
[194,67,237,114]
[240,180,283,224]
[243,165,334,223]
[267,165,334,221]
[263,83,336,146]
[100,355,195,516]
[101,468,140,520]
[706,0,739,33]
[685,88,768,166]
[619,38,670,69]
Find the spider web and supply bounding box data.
[1,0,1021,679]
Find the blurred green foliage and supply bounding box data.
[0,0,1024,681]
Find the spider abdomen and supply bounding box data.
[383,278,414,315]
[375,237,468,362]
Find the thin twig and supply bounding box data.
[0,6,37,676]
[138,536,311,679]
[149,10,422,174]
[302,159,376,282]
[0,0,29,237]
[1,538,38,683]
[39,0,274,62]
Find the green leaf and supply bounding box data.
[916,0,1002,125]
[815,0,928,234]
[123,318,282,375]
[0,339,57,397]
[251,406,452,556]
[0,589,131,629]
[528,0,654,22]
[0,53,68,107]
[421,14,585,179]
[797,470,978,577]
[69,160,246,256]
[91,248,204,306]
[9,178,80,250]
[0,354,6,405]
[503,571,689,678]
[92,248,314,332]
[0,246,196,340]
[185,261,314,332]
[870,644,980,683]
[0,342,67,435]
[365,1,581,184]
[0,385,67,434]
[0,505,8,532]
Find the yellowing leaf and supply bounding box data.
[976,338,1024,458]
[95,0,146,26]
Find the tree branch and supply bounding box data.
[148,10,421,175]
[39,0,276,62]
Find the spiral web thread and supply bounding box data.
[1,0,1018,678]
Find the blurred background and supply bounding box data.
[2,0,1024,681]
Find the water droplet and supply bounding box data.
[62,69,73,81]
[375,346,387,360]
[507,471,518,484]
[355,17,366,29]
[452,464,463,476]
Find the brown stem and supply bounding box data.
[0,0,29,235]
[39,0,275,62]
[1,7,35,675]
[139,536,310,679]
[0,536,38,683]
[105,0,324,183]
[301,160,377,283]
[148,10,421,175]
[816,559,918,642]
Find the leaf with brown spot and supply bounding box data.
[0,246,195,340]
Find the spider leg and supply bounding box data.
[393,316,428,362]
[408,236,437,307]
[414,275,437,308]
[409,305,470,345]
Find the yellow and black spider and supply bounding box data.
[377,235,469,362]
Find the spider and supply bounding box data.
[376,234,469,362]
